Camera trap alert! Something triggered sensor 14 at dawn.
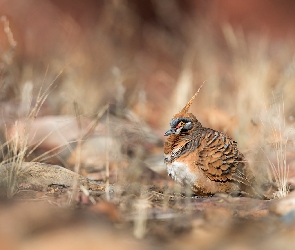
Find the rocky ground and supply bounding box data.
[1,159,295,250]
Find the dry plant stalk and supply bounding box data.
[260,100,290,199]
[33,103,109,163]
[133,197,150,239]
[266,102,289,198]
[5,121,28,198]
[65,103,110,203]
[67,101,83,204]
[3,70,61,197]
[0,16,17,65]
[105,104,110,201]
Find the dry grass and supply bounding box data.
[1,64,60,197]
[262,100,290,198]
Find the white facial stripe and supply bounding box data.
[175,127,182,134]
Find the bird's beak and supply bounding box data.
[164,128,176,136]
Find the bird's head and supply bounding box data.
[164,92,202,136]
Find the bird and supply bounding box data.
[164,91,262,198]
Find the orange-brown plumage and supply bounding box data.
[164,92,262,198]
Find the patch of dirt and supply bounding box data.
[0,162,295,249]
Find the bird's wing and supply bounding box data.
[196,129,254,186]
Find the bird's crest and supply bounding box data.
[180,84,203,114]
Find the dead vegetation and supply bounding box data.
[0,1,295,249]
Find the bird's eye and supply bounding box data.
[176,121,185,128]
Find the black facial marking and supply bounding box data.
[183,122,193,130]
[170,118,192,128]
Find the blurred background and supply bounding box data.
[1,0,295,172]
[1,1,295,249]
[1,0,295,128]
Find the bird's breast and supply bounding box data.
[165,160,197,185]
